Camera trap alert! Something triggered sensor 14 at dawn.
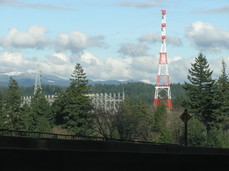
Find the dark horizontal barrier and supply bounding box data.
[0,128,106,141]
[0,128,172,145]
[0,129,229,170]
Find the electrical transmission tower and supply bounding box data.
[34,64,42,95]
[154,10,172,110]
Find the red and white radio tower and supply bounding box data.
[154,10,172,110]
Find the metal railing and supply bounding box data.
[1,129,229,155]
[1,129,192,150]
[0,129,109,141]
[0,129,159,145]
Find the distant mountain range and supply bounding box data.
[0,72,134,87]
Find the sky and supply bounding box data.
[0,0,229,84]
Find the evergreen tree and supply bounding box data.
[29,88,52,132]
[188,117,207,147]
[212,59,229,129]
[206,128,225,148]
[116,99,138,140]
[157,128,175,144]
[183,53,215,130]
[154,104,167,132]
[0,92,7,129]
[52,92,66,125]
[136,99,154,141]
[4,77,27,130]
[62,63,94,136]
[20,103,31,131]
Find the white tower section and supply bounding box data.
[34,64,42,95]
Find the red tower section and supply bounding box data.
[154,10,172,110]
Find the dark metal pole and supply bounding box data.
[184,122,188,146]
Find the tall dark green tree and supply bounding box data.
[188,117,207,147]
[29,88,52,132]
[183,53,215,130]
[212,59,229,129]
[62,63,94,136]
[154,104,167,132]
[0,92,7,129]
[3,77,27,130]
[52,92,66,125]
[157,128,175,144]
[205,127,225,148]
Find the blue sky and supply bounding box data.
[0,0,229,83]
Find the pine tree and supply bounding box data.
[52,92,66,125]
[206,128,225,148]
[157,128,175,144]
[29,88,52,132]
[183,53,215,130]
[116,99,138,140]
[0,92,7,129]
[212,59,229,129]
[4,77,27,130]
[62,63,94,136]
[188,117,207,147]
[20,103,31,131]
[136,99,154,141]
[154,103,167,132]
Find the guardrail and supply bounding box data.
[1,129,229,156]
[0,129,108,141]
[0,129,161,145]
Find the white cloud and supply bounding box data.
[78,52,157,83]
[209,56,229,79]
[139,33,183,46]
[45,53,69,65]
[76,52,131,80]
[1,51,23,65]
[117,0,163,9]
[186,21,229,52]
[102,57,132,80]
[169,56,194,83]
[119,42,149,57]
[0,51,73,78]
[40,62,73,78]
[0,0,75,11]
[197,5,229,14]
[0,51,36,73]
[0,25,105,54]
[0,51,194,83]
[1,51,227,84]
[56,31,105,53]
[138,33,160,43]
[81,53,228,84]
[79,52,101,65]
[0,25,49,49]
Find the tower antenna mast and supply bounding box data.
[154,10,172,110]
[34,64,42,95]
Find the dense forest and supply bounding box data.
[0,53,228,148]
